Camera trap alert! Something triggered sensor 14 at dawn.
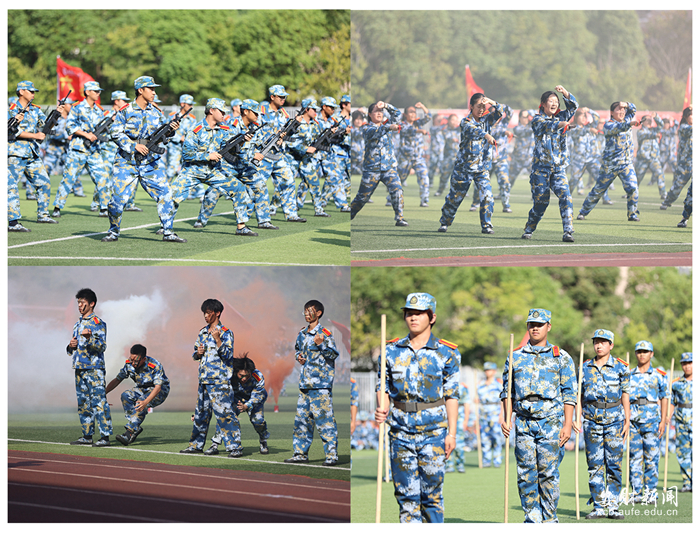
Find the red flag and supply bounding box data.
[465,65,484,101]
[57,56,98,104]
[683,67,692,109]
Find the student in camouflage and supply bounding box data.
[478,361,505,468]
[661,106,692,210]
[578,101,640,223]
[433,114,461,197]
[374,292,460,523]
[500,308,577,523]
[42,100,73,178]
[181,299,242,457]
[316,96,351,212]
[8,80,64,232]
[427,114,445,188]
[488,104,514,213]
[165,94,197,180]
[627,340,668,504]
[396,102,432,207]
[285,299,340,466]
[67,288,112,447]
[105,343,170,446]
[350,101,407,226]
[658,118,678,175]
[671,352,692,492]
[634,114,666,200]
[446,381,470,473]
[522,86,578,242]
[437,93,504,235]
[578,329,630,519]
[569,107,602,197]
[508,109,535,187]
[350,110,365,176]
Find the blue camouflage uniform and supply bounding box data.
[628,341,668,502]
[428,121,445,187]
[569,110,602,195]
[478,367,504,468]
[115,355,170,434]
[323,95,352,206]
[509,112,535,185]
[500,308,577,523]
[446,382,470,473]
[213,368,269,446]
[42,114,70,176]
[659,122,678,174]
[434,122,460,196]
[350,123,364,176]
[671,352,692,491]
[8,83,54,225]
[166,95,198,180]
[580,329,630,516]
[68,312,112,439]
[187,321,241,452]
[396,108,432,205]
[579,103,640,221]
[634,114,666,199]
[105,76,178,240]
[489,105,513,210]
[379,301,460,523]
[439,102,505,232]
[316,98,350,211]
[524,93,578,237]
[350,103,405,223]
[293,322,340,462]
[662,122,692,208]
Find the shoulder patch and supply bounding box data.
[9,103,16,111]
[96,103,104,111]
[125,359,131,364]
[119,103,130,111]
[260,107,266,115]
[193,124,203,134]
[188,113,195,119]
[552,345,560,357]
[351,377,356,383]
[31,103,41,109]
[439,339,458,349]
[220,326,229,332]
[232,118,240,127]
[92,317,101,325]
[253,370,263,382]
[673,376,681,383]
[153,103,161,111]
[220,124,230,130]
[616,357,629,367]
[169,110,177,116]
[387,337,400,344]
[281,108,289,118]
[656,368,666,376]
[321,327,332,337]
[148,362,156,369]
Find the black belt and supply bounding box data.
[586,400,621,409]
[677,403,692,409]
[519,395,549,403]
[393,398,445,413]
[631,398,658,406]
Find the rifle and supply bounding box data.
[8,101,30,142]
[252,104,309,166]
[42,90,72,135]
[219,123,262,166]
[134,106,190,164]
[311,117,346,152]
[84,113,115,149]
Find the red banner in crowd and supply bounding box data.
[465,65,484,102]
[683,68,692,109]
[56,56,98,104]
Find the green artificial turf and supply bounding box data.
[8,386,350,482]
[350,172,692,261]
[8,174,350,266]
[351,446,691,523]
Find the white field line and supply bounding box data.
[351,242,692,254]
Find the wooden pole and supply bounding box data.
[384,423,390,482]
[663,358,675,491]
[625,351,631,502]
[474,369,483,469]
[575,343,585,520]
[504,334,514,524]
[375,314,387,523]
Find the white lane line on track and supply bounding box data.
[8,453,350,492]
[8,501,170,522]
[8,439,350,472]
[351,242,692,254]
[7,256,336,266]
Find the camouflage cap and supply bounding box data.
[401,292,436,313]
[680,352,692,363]
[83,81,104,92]
[16,80,39,92]
[269,84,289,97]
[321,96,338,108]
[110,90,130,102]
[592,329,614,343]
[484,361,498,371]
[180,94,197,105]
[205,98,227,113]
[526,308,551,324]
[634,340,654,352]
[340,94,351,104]
[134,76,160,90]
[230,98,242,107]
[301,97,320,111]
[240,99,261,114]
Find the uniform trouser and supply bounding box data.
[389,428,446,523]
[524,166,573,234]
[663,166,691,207]
[200,162,271,224]
[212,402,270,445]
[256,157,299,218]
[635,157,666,198]
[338,153,351,199]
[659,152,676,174]
[681,181,692,220]
[514,414,564,523]
[171,164,250,224]
[120,385,169,432]
[350,169,404,221]
[319,155,349,209]
[350,148,363,176]
[584,419,624,511]
[43,142,67,176]
[435,159,455,195]
[439,166,493,230]
[8,155,52,222]
[166,142,183,180]
[570,158,601,194]
[509,156,531,186]
[397,154,430,202]
[189,382,241,452]
[447,413,467,471]
[579,164,638,218]
[107,157,176,237]
[480,418,504,467]
[75,368,112,438]
[295,156,325,212]
[428,152,443,186]
[674,418,692,488]
[292,388,338,461]
[628,419,661,497]
[54,149,110,210]
[490,158,511,208]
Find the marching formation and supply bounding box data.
[350,89,693,238]
[66,288,341,466]
[8,78,352,240]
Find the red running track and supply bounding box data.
[8,450,349,522]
